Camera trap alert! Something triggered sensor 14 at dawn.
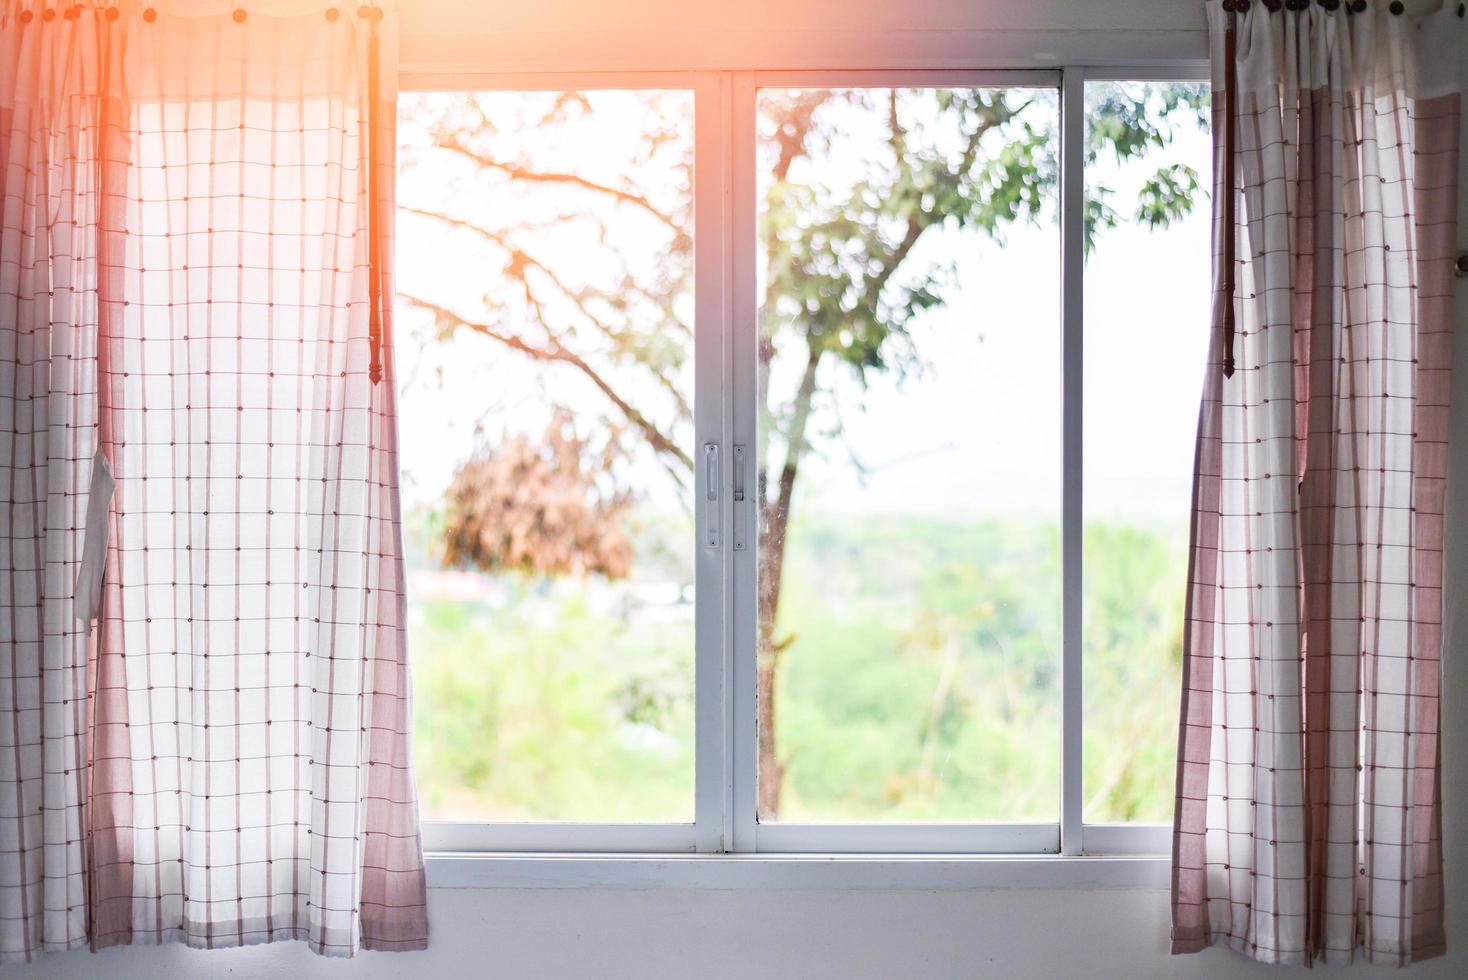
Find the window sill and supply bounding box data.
[424,851,1171,891]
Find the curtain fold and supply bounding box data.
[1,1,426,961]
[1173,0,1460,966]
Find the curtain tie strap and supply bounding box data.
[367,12,386,385]
[74,449,115,624]
[1221,2,1239,379]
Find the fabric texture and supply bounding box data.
[1172,0,1460,966]
[0,1,426,961]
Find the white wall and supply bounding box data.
[396,0,1210,74]
[9,884,1468,979]
[401,0,1205,36]
[15,1,1468,977]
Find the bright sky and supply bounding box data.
[393,85,1211,535]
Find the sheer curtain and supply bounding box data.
[1173,0,1460,966]
[1,1,425,960]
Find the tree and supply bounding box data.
[399,83,1208,817]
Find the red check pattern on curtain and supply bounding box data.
[0,1,426,961]
[1172,1,1460,967]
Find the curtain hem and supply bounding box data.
[87,920,424,958]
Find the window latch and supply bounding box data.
[732,444,747,551]
[705,443,720,549]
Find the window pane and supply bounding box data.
[755,86,1061,823]
[1082,80,1211,824]
[396,91,695,822]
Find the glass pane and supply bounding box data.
[755,86,1062,823]
[1082,80,1211,823]
[396,91,695,822]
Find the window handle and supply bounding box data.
[705,443,720,549]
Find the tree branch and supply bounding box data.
[859,103,1015,310]
[401,293,694,473]
[432,136,685,237]
[402,205,694,424]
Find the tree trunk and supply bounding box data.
[756,624,784,816]
[756,523,787,818]
[755,345,822,819]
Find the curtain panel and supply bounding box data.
[1173,0,1461,967]
[0,0,426,960]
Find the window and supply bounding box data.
[754,85,1061,826]
[397,90,697,827]
[1082,81,1211,826]
[395,70,1211,855]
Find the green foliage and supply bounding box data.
[761,84,1207,389]
[1081,522,1189,822]
[411,516,1185,823]
[772,516,1061,820]
[761,88,1071,390]
[412,582,694,821]
[1085,82,1210,249]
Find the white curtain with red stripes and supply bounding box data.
[0,1,426,961]
[1172,0,1461,967]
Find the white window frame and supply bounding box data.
[733,67,1066,858]
[400,44,1205,883]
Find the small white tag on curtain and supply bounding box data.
[73,449,114,624]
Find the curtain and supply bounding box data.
[1172,0,1460,967]
[0,0,426,960]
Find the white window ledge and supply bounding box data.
[424,852,1171,891]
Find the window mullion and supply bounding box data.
[729,70,760,854]
[1059,67,1086,857]
[694,70,734,854]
